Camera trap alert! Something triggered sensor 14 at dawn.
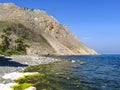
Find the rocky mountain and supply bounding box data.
[0,3,97,55]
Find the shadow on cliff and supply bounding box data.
[0,56,28,67]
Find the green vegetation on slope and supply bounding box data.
[0,28,29,55]
[0,21,56,55]
[0,21,14,31]
[0,24,29,55]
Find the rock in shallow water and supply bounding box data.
[25,86,36,90]
[1,72,38,90]
[80,61,85,65]
[71,60,75,63]
[2,72,39,80]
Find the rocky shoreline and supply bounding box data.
[0,55,60,84]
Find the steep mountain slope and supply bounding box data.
[0,3,97,55]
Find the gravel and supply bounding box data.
[0,55,60,83]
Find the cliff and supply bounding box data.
[0,3,97,55]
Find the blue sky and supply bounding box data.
[0,0,120,54]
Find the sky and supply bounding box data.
[0,0,120,54]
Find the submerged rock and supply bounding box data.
[71,60,75,63]
[25,86,36,90]
[80,61,85,65]
[72,65,80,69]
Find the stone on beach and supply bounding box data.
[2,72,39,80]
[0,83,36,90]
[0,55,61,90]
[0,83,13,90]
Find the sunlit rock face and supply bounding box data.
[0,3,97,55]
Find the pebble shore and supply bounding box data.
[0,55,60,83]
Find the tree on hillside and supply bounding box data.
[0,27,12,52]
[0,27,29,55]
[15,36,29,54]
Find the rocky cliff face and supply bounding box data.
[0,3,97,55]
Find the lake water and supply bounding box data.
[60,55,120,90]
[19,55,120,90]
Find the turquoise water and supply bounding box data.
[18,55,120,90]
[61,55,120,90]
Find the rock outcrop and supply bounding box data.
[0,3,97,55]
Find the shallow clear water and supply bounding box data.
[17,55,120,90]
[61,55,120,90]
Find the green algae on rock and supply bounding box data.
[2,72,40,90]
[10,83,32,90]
[13,61,82,90]
[2,72,39,80]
